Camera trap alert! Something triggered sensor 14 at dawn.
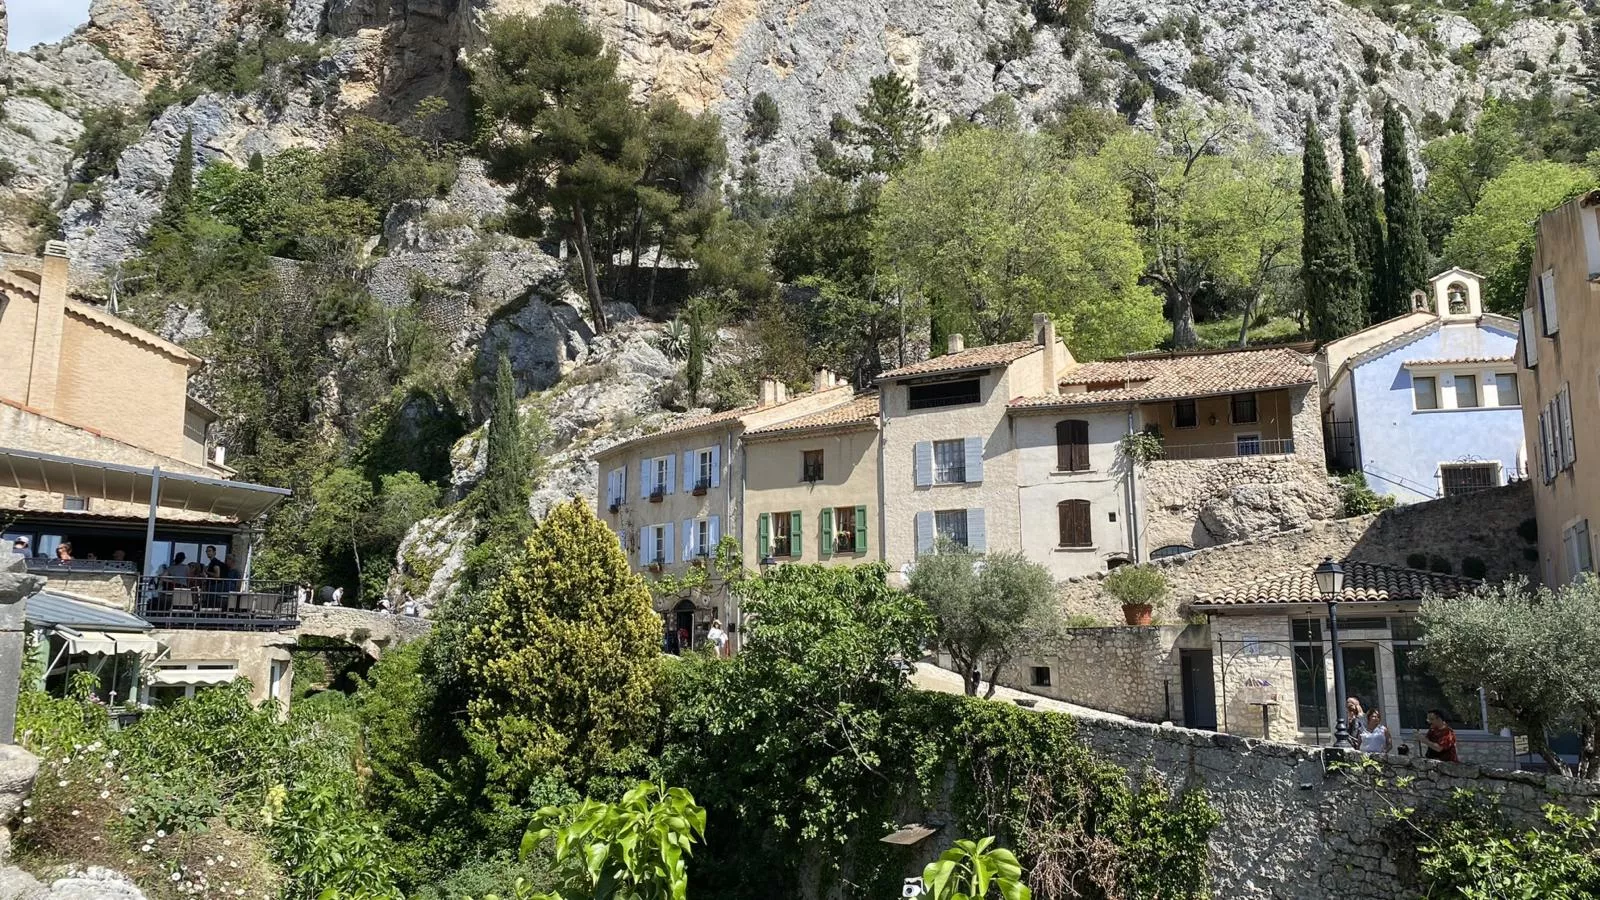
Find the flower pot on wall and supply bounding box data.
[1121,603,1153,626]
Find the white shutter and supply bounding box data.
[964,436,984,483]
[1521,309,1539,368]
[663,522,675,564]
[967,508,987,552]
[1541,269,1559,335]
[640,460,651,498]
[638,528,648,567]
[1561,387,1576,466]
[709,515,720,547]
[665,455,676,494]
[914,442,933,487]
[710,445,722,487]
[1538,412,1550,484]
[684,519,694,558]
[683,452,694,491]
[915,511,935,556]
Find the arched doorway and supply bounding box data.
[670,598,696,654]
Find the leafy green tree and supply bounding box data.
[1419,576,1600,778]
[304,468,439,600]
[475,353,532,545]
[1380,101,1430,319]
[922,837,1031,900]
[458,500,662,791]
[1301,115,1365,342]
[473,8,644,333]
[1420,99,1523,251]
[155,124,197,232]
[624,98,727,308]
[816,72,932,183]
[908,545,1055,697]
[747,91,781,143]
[1340,112,1388,323]
[72,107,142,186]
[1414,801,1600,899]
[875,127,1163,356]
[323,114,457,212]
[1441,160,1595,315]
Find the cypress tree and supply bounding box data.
[1301,116,1366,343]
[1379,101,1430,317]
[476,353,531,544]
[156,124,195,230]
[1339,112,1388,323]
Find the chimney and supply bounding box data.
[1035,312,1059,394]
[758,376,788,407]
[27,242,71,412]
[947,334,965,354]
[813,367,836,393]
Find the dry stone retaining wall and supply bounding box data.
[1003,625,1192,721]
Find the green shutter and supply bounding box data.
[758,513,770,559]
[820,508,834,557]
[790,511,803,558]
[855,505,868,553]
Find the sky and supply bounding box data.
[7,0,93,51]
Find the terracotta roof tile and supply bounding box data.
[1402,355,1515,366]
[877,341,1039,381]
[1193,561,1479,608]
[1008,347,1313,410]
[744,393,879,438]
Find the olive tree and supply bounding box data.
[908,546,1056,698]
[1419,576,1600,777]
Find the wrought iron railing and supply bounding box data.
[135,577,299,631]
[1158,437,1297,461]
[23,558,139,575]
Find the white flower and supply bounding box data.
[170,872,182,882]
[222,839,232,847]
[98,790,110,799]
[140,846,152,853]
[70,809,80,817]
[156,829,167,838]
[56,780,67,788]
[21,816,32,825]
[21,799,30,808]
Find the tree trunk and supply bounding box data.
[647,228,667,312]
[571,201,609,334]
[627,204,645,307]
[1171,289,1199,349]
[1237,291,1261,348]
[1580,719,1598,780]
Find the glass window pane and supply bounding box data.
[1454,374,1479,408]
[1394,645,1481,731]
[934,510,968,548]
[1291,618,1323,643]
[1413,376,1438,410]
[1294,645,1327,728]
[933,440,966,484]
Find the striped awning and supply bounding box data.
[0,447,289,520]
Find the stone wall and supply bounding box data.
[1059,481,1536,623]
[1001,625,1194,721]
[1069,712,1599,898]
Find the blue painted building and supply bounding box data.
[1321,269,1526,503]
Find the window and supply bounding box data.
[1056,420,1089,471]
[1031,666,1052,687]
[696,519,711,557]
[1494,373,1520,407]
[606,467,627,507]
[833,505,857,553]
[62,496,88,511]
[935,509,969,548]
[1392,617,1482,731]
[907,378,981,410]
[1446,282,1470,315]
[802,449,824,483]
[696,450,713,490]
[651,456,670,498]
[1291,619,1328,730]
[933,439,966,484]
[1440,463,1498,496]
[1412,376,1439,411]
[1565,520,1593,576]
[1453,374,1479,408]
[1559,387,1576,467]
[1174,399,1197,429]
[1230,393,1258,424]
[771,513,793,557]
[647,525,667,564]
[1235,434,1262,457]
[1057,499,1091,547]
[1539,268,1559,335]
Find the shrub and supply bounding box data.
[1103,564,1168,607]
[1338,472,1396,516]
[1416,801,1600,898]
[746,91,781,143]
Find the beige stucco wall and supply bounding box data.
[0,290,40,399]
[742,426,881,565]
[595,425,740,580]
[153,629,294,707]
[1520,196,1600,586]
[1010,409,1136,578]
[54,310,192,460]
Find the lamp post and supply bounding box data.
[1314,556,1349,747]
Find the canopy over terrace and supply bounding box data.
[0,446,291,576]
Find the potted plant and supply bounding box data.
[1103,564,1167,626]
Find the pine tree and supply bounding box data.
[1380,101,1430,317]
[1339,112,1388,323]
[155,124,195,231]
[1301,116,1366,343]
[475,353,531,544]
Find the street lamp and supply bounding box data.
[1314,556,1350,747]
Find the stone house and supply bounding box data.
[1518,189,1600,586]
[1320,267,1524,503]
[0,245,297,710]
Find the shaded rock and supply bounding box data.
[0,746,39,823]
[41,868,146,899]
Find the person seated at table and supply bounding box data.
[111,549,126,562]
[54,543,74,562]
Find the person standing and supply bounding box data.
[706,619,728,658]
[1359,708,1392,754]
[1344,696,1368,748]
[1418,709,1459,762]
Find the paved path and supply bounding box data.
[910,661,1135,723]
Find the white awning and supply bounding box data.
[149,668,237,687]
[113,633,162,656]
[0,447,290,520]
[60,628,118,656]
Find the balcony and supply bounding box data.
[649,487,666,503]
[135,577,299,631]
[1157,437,1296,461]
[693,477,711,496]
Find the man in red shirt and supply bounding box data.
[1419,709,1459,762]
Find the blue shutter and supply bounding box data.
[964,436,984,483]
[663,522,675,564]
[915,511,934,556]
[709,515,720,547]
[640,460,650,498]
[966,508,987,552]
[638,528,648,567]
[914,441,933,487]
[710,444,722,487]
[684,519,694,559]
[683,452,694,491]
[665,454,676,494]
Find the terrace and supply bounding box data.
[136,577,300,630]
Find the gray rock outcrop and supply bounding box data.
[0,865,149,900]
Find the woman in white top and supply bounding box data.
[1359,708,1392,754]
[706,620,729,658]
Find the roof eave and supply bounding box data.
[742,419,880,442]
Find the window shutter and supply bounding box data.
[683,519,694,559]
[1561,388,1576,466]
[710,445,722,487]
[638,528,648,567]
[640,460,651,497]
[1058,503,1070,546]
[820,508,833,557]
[619,465,626,498]
[1541,270,1559,334]
[1059,420,1089,471]
[709,516,720,549]
[1056,421,1072,470]
[683,452,694,491]
[966,508,987,552]
[914,441,933,487]
[915,511,934,556]
[1521,308,1539,368]
[665,454,676,494]
[855,505,868,553]
[790,511,802,557]
[757,513,770,559]
[658,523,671,563]
[964,436,984,483]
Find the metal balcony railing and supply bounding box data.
[1157,437,1297,461]
[136,577,299,631]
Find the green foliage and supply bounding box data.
[1413,798,1600,899]
[1419,576,1600,777]
[815,73,932,183]
[156,125,196,233]
[1339,112,1388,323]
[1337,472,1396,516]
[456,500,662,791]
[1380,102,1431,319]
[72,106,142,186]
[325,114,458,212]
[474,353,534,547]
[1118,430,1166,467]
[1103,564,1169,607]
[909,546,1055,697]
[875,127,1164,357]
[304,466,439,599]
[922,837,1031,900]
[1301,114,1366,342]
[747,92,781,143]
